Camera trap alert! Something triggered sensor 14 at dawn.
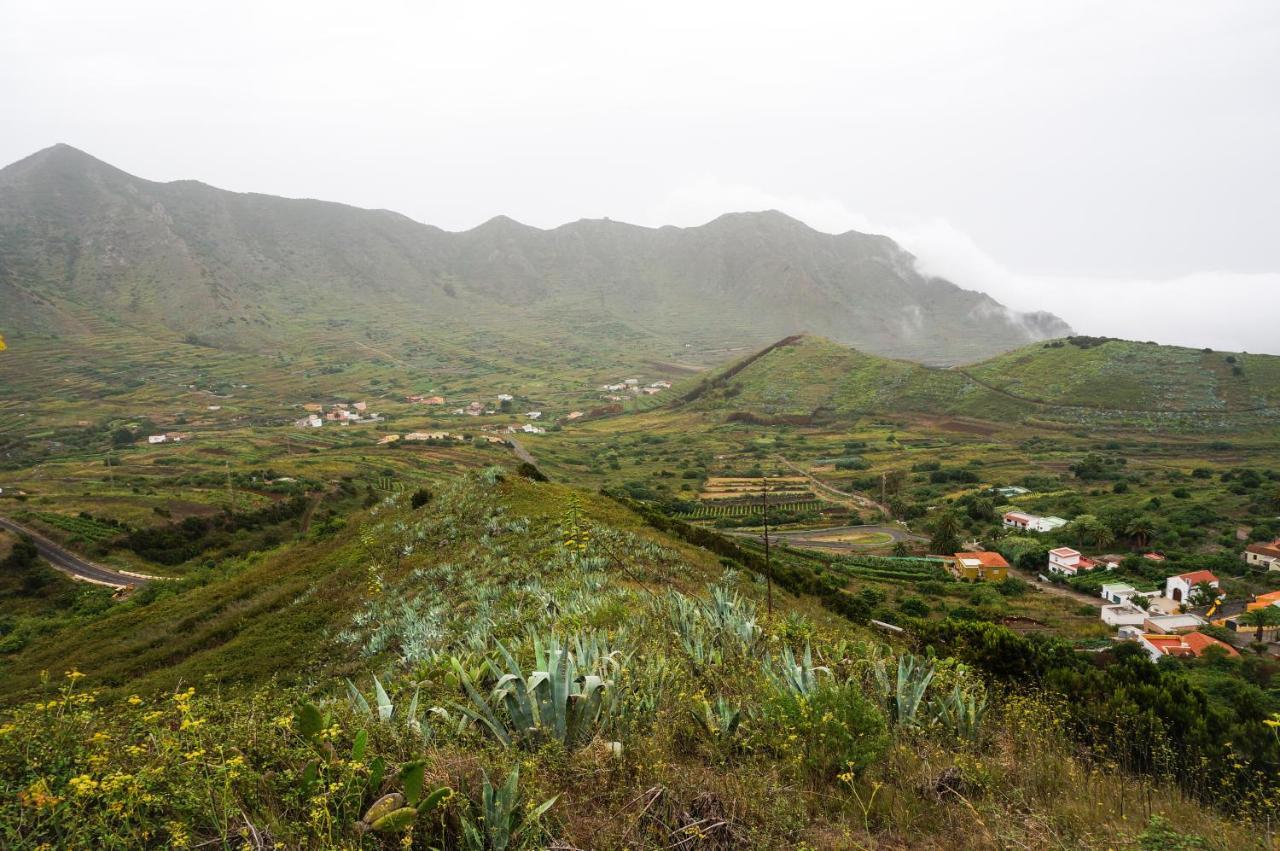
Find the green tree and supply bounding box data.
[929,510,963,555]
[1125,515,1156,548]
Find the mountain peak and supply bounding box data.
[0,143,126,185]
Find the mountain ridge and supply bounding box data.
[0,144,1071,363]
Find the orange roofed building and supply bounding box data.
[950,551,1009,582]
[1136,631,1238,663]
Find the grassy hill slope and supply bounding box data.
[674,334,1280,430]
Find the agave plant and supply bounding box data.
[458,765,558,851]
[873,652,936,727]
[929,683,988,741]
[768,643,830,695]
[691,696,742,741]
[451,632,616,749]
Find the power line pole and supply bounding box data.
[225,461,235,512]
[761,472,772,619]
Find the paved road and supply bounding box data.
[0,516,149,588]
[727,524,926,551]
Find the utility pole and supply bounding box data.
[225,461,235,512]
[761,472,772,619]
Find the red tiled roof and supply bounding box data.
[1049,547,1079,558]
[1176,570,1219,585]
[1144,632,1238,658]
[1246,541,1280,559]
[955,551,1010,568]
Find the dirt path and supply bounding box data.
[774,455,891,517]
[1009,565,1104,608]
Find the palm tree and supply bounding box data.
[1125,516,1156,548]
[1238,606,1280,643]
[930,510,963,555]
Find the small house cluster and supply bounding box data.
[146,431,192,444]
[598,378,671,401]
[295,402,378,428]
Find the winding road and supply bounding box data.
[0,516,152,588]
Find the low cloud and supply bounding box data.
[647,178,1280,355]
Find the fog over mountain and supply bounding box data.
[4,2,1276,353]
[0,144,1069,364]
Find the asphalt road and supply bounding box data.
[0,516,148,588]
[727,524,927,551]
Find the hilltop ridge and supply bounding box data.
[674,333,1280,429]
[0,144,1069,363]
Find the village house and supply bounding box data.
[1101,602,1149,627]
[497,394,514,403]
[1002,511,1068,533]
[521,423,546,435]
[353,401,367,412]
[565,411,584,420]
[995,485,1030,498]
[1224,590,1280,637]
[949,551,1008,582]
[649,380,672,389]
[1047,547,1094,576]
[147,434,167,444]
[377,434,400,445]
[302,403,323,413]
[293,414,323,428]
[1132,631,1238,662]
[1099,582,1157,605]
[1244,539,1280,571]
[1164,570,1219,604]
[525,411,542,420]
[1142,613,1208,634]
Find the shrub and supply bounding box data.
[756,681,889,779]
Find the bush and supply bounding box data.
[898,597,931,618]
[756,681,889,779]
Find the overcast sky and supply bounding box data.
[3,1,1278,352]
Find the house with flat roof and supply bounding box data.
[1143,613,1207,634]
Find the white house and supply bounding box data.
[1101,603,1149,627]
[1003,511,1068,533]
[521,423,546,435]
[525,411,542,420]
[147,434,167,444]
[1047,547,1097,576]
[497,394,514,402]
[1164,571,1219,604]
[1244,539,1280,571]
[1099,582,1157,605]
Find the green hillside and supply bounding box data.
[1,466,1273,849]
[675,334,1280,430]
